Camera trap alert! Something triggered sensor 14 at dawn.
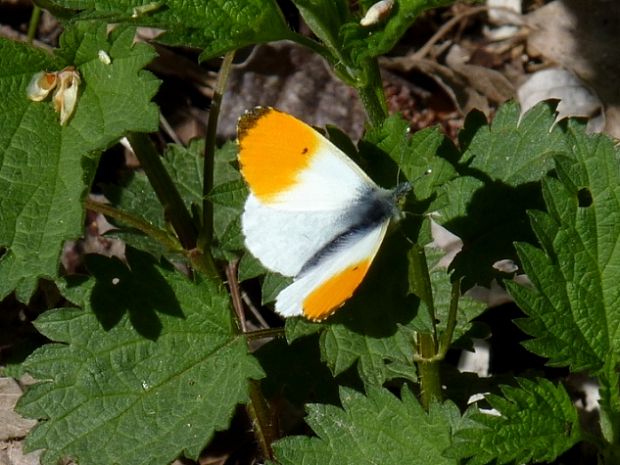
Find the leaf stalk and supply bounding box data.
[27,6,42,43]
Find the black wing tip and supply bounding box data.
[237,106,279,141]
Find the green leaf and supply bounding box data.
[429,102,569,287]
[274,386,462,465]
[508,122,620,371]
[460,101,568,185]
[46,0,293,60]
[344,0,453,66]
[0,24,159,302]
[448,378,581,465]
[290,0,350,58]
[17,247,264,465]
[361,113,456,201]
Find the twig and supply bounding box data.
[412,5,522,61]
[84,198,181,253]
[225,259,247,333]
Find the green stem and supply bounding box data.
[438,279,461,358]
[417,333,442,409]
[289,32,335,66]
[85,198,181,252]
[599,357,620,455]
[202,51,235,248]
[356,59,388,127]
[127,133,197,249]
[27,6,41,43]
[127,133,219,279]
[408,244,437,337]
[244,327,285,341]
[247,379,278,460]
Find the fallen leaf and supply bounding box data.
[526,0,620,138]
[518,68,604,132]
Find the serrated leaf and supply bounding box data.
[460,101,568,185]
[274,386,462,465]
[17,247,263,465]
[428,102,572,288]
[448,378,581,465]
[508,121,620,371]
[343,0,453,66]
[0,24,159,302]
[46,0,293,60]
[361,113,456,201]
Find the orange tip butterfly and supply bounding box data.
[238,108,410,321]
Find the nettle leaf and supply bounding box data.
[343,0,453,66]
[361,113,457,200]
[0,24,159,302]
[459,101,567,185]
[508,121,620,371]
[17,247,263,465]
[274,386,463,465]
[46,0,293,60]
[449,378,581,465]
[430,102,570,287]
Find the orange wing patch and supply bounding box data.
[238,108,319,203]
[302,259,372,321]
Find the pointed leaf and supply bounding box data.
[17,248,263,465]
[449,378,581,465]
[274,386,463,465]
[45,0,292,60]
[508,122,620,371]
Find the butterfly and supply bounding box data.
[238,107,410,321]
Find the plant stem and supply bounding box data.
[356,59,388,127]
[244,327,285,341]
[417,333,442,409]
[438,279,461,358]
[127,133,197,249]
[127,133,219,279]
[202,51,235,248]
[247,379,277,460]
[408,245,444,408]
[27,6,41,43]
[408,244,437,337]
[85,198,181,252]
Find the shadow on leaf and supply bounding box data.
[87,247,184,340]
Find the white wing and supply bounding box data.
[241,193,352,276]
[275,221,389,320]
